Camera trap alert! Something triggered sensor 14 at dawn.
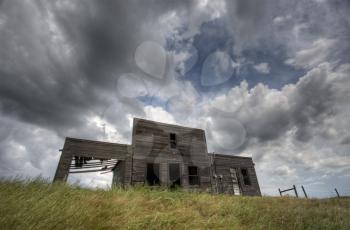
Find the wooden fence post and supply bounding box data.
[301,185,308,198]
[293,184,299,198]
[278,188,282,197]
[335,188,340,198]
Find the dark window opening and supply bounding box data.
[188,166,199,185]
[146,163,160,186]
[169,163,181,188]
[170,133,177,149]
[241,168,251,186]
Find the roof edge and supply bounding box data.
[133,117,205,132]
[208,153,253,160]
[65,137,130,146]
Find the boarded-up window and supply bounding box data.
[188,166,199,185]
[241,168,251,186]
[146,163,160,186]
[170,133,177,149]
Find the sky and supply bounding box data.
[0,0,350,197]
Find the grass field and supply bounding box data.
[0,179,349,230]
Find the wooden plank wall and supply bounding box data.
[209,154,261,196]
[131,118,212,190]
[53,137,131,182]
[53,119,261,196]
[112,161,125,186]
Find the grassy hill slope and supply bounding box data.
[0,180,349,230]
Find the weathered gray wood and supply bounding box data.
[209,153,261,196]
[131,118,212,190]
[53,137,131,182]
[112,161,125,186]
[53,118,261,196]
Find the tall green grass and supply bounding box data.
[0,178,349,229]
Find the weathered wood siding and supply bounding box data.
[53,137,131,183]
[209,154,261,196]
[112,161,125,186]
[131,118,212,190]
[53,118,261,196]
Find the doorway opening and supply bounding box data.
[146,163,160,186]
[188,166,200,185]
[169,163,181,188]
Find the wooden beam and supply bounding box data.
[69,167,114,174]
[69,163,117,170]
[69,161,117,167]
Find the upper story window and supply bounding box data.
[241,168,251,186]
[169,133,177,149]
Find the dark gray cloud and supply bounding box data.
[340,136,350,145]
[0,0,195,136]
[289,65,337,142]
[0,0,218,182]
[0,0,349,197]
[0,0,189,180]
[0,0,104,134]
[225,0,350,60]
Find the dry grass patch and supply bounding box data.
[0,179,349,229]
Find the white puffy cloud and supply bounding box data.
[253,62,271,74]
[285,38,337,69]
[143,106,176,125]
[179,0,227,38]
[177,62,350,196]
[68,172,113,189]
[0,116,62,180]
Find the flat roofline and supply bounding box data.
[65,137,130,147]
[208,153,253,160]
[133,117,204,132]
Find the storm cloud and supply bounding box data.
[0,0,349,197]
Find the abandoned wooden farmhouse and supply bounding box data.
[54,118,261,196]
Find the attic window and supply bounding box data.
[241,168,251,186]
[169,133,177,149]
